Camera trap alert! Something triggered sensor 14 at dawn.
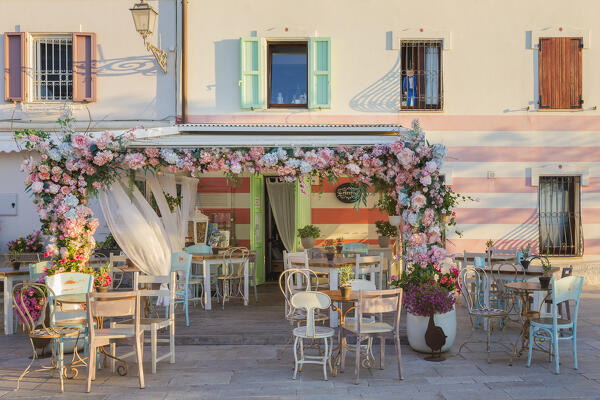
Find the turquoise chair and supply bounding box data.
[527,275,583,374]
[473,256,486,329]
[29,261,51,283]
[170,252,193,327]
[184,244,212,306]
[342,242,369,255]
[45,272,94,361]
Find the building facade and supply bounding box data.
[2,0,600,282]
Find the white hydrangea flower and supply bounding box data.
[285,158,301,169]
[261,153,278,168]
[160,149,179,164]
[299,161,312,174]
[48,149,62,161]
[63,194,79,207]
[276,148,288,161]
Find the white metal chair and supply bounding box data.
[340,288,404,384]
[291,291,335,381]
[248,249,259,303]
[458,266,511,363]
[112,271,176,374]
[218,247,249,309]
[85,291,144,393]
[109,253,128,289]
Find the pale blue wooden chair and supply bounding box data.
[170,252,193,327]
[185,244,212,306]
[342,242,369,255]
[45,272,94,363]
[29,261,51,283]
[527,275,583,374]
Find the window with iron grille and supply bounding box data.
[32,36,73,101]
[401,40,443,110]
[538,176,583,256]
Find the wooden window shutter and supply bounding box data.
[239,37,265,109]
[539,37,583,109]
[308,37,331,109]
[4,32,26,102]
[72,32,97,102]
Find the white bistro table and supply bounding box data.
[290,256,380,328]
[191,254,249,311]
[1,267,29,335]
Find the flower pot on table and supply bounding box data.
[325,252,335,262]
[407,308,456,353]
[378,236,391,248]
[539,276,551,289]
[340,286,351,299]
[11,261,21,271]
[301,237,316,249]
[520,259,530,270]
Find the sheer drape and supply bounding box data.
[147,174,184,253]
[425,46,439,105]
[266,180,295,252]
[99,177,171,276]
[180,176,198,221]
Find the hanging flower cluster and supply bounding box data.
[15,111,460,274]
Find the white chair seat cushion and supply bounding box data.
[344,321,394,334]
[95,327,135,339]
[293,326,335,339]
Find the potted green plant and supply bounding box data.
[7,231,44,270]
[298,225,320,249]
[339,265,354,298]
[538,256,552,289]
[322,239,335,261]
[335,237,344,254]
[376,193,401,226]
[375,220,397,248]
[520,244,531,269]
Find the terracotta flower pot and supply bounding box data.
[378,236,391,248]
[301,237,316,249]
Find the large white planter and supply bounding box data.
[406,308,456,353]
[388,215,402,226]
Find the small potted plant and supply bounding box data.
[538,256,552,289]
[335,237,344,254]
[520,244,531,269]
[485,239,494,255]
[7,231,44,270]
[322,239,335,261]
[376,193,401,226]
[298,225,321,249]
[375,220,397,248]
[339,266,354,298]
[94,264,112,293]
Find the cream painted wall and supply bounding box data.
[0,0,177,127]
[186,0,599,116]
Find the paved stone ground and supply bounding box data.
[0,286,598,399]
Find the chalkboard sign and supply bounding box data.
[335,183,360,203]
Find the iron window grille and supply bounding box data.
[32,36,73,101]
[400,40,443,110]
[538,176,583,257]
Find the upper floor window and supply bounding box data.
[268,42,307,108]
[32,36,73,101]
[239,37,330,110]
[3,32,96,103]
[538,176,583,256]
[538,37,582,110]
[401,40,443,110]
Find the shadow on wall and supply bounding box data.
[97,54,161,77]
[214,39,241,113]
[494,210,539,250]
[349,52,401,113]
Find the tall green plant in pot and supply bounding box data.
[339,266,354,298]
[375,220,397,248]
[298,225,320,249]
[376,193,401,226]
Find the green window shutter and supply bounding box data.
[308,37,331,109]
[294,178,312,251]
[250,174,265,284]
[239,37,264,109]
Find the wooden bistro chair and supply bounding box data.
[354,255,383,289]
[185,244,213,307]
[13,283,80,393]
[340,288,404,384]
[170,252,193,326]
[527,276,584,374]
[86,291,144,393]
[109,253,128,289]
[113,271,176,374]
[290,291,335,381]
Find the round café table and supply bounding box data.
[504,281,552,365]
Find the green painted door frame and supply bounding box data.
[250,174,265,284]
[294,178,312,251]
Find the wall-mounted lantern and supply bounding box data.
[130,0,167,72]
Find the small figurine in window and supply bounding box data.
[403,69,417,107]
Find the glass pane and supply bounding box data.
[270,45,307,105]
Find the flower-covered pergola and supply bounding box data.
[16,114,461,275]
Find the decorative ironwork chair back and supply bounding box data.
[12,282,56,335]
[459,266,489,312]
[278,268,319,319]
[222,247,249,278]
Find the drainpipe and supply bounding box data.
[175,0,182,123]
[181,0,188,124]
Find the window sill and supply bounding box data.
[398,108,444,113]
[535,108,584,112]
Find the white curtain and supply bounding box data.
[425,46,439,105]
[266,180,295,252]
[180,176,198,221]
[99,177,171,276]
[147,174,184,253]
